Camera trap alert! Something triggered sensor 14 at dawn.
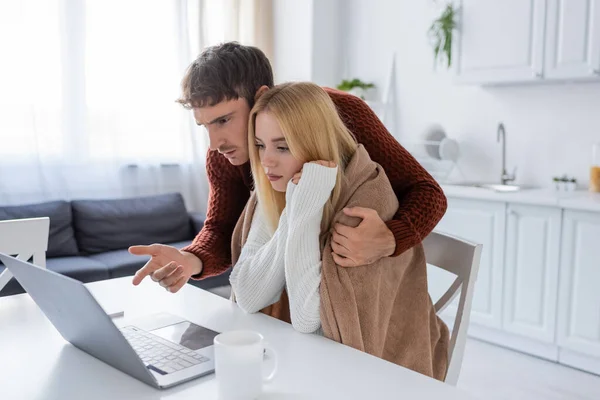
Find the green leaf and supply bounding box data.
[336,78,376,91]
[428,3,457,68]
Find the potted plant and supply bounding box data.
[336,78,375,100]
[428,2,458,69]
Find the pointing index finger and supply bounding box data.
[129,244,160,256]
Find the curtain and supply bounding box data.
[203,0,273,60]
[0,0,273,212]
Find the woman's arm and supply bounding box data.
[229,205,289,313]
[285,163,338,333]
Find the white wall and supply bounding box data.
[311,0,343,87]
[273,0,313,83]
[273,0,341,87]
[343,0,600,188]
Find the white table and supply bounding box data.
[0,277,478,399]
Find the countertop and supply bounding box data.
[440,183,600,212]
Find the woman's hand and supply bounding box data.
[291,160,336,184]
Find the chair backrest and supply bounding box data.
[423,230,482,386]
[0,217,50,293]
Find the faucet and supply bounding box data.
[497,122,516,185]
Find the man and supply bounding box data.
[130,42,447,293]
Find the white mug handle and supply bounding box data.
[262,342,278,383]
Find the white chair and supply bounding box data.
[0,217,50,293]
[423,230,482,386]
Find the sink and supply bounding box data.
[449,182,535,192]
[478,183,521,192]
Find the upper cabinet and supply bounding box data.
[545,0,600,79]
[454,0,547,84]
[454,0,600,85]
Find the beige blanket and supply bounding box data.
[231,145,449,380]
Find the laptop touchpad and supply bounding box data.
[151,321,219,351]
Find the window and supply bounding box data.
[84,0,189,162]
[0,0,63,159]
[0,0,197,164]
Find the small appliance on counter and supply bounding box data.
[591,142,600,193]
[406,124,461,183]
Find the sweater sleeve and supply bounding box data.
[229,205,288,314]
[182,150,250,278]
[325,88,447,256]
[284,163,338,333]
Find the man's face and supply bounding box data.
[193,98,251,166]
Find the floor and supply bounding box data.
[458,339,600,399]
[207,285,600,399]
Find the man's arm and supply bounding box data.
[181,150,250,278]
[326,88,447,257]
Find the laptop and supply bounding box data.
[0,252,218,389]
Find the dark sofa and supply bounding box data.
[0,193,231,296]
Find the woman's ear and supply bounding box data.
[254,85,270,102]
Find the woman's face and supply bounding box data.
[254,111,304,192]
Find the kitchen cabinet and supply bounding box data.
[503,204,561,344]
[430,187,600,374]
[557,209,600,375]
[454,0,547,84]
[435,198,506,329]
[544,0,600,80]
[454,0,600,84]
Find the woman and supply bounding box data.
[229,82,449,380]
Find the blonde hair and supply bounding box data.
[248,82,358,233]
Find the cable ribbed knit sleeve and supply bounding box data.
[284,164,337,333]
[229,205,288,314]
[182,150,250,278]
[325,88,448,256]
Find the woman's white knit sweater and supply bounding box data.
[229,163,338,334]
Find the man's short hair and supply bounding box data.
[177,42,274,109]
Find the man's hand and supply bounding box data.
[129,244,203,293]
[331,207,396,267]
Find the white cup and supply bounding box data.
[214,330,278,400]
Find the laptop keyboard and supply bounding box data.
[120,326,210,375]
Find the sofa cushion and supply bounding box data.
[90,240,192,279]
[188,212,205,235]
[1,243,230,297]
[88,239,230,291]
[0,200,79,257]
[187,267,232,291]
[89,248,148,279]
[0,256,110,296]
[72,193,192,254]
[46,256,111,283]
